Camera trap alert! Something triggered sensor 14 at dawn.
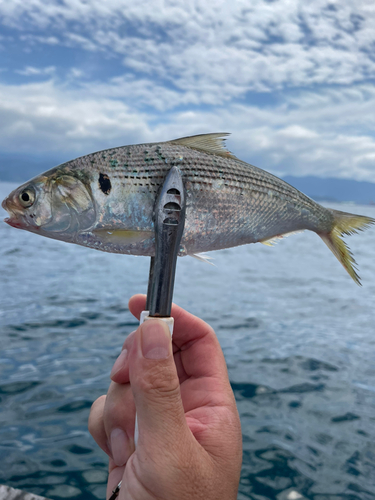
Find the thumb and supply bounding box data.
[129,319,188,447]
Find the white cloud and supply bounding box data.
[16,66,56,76]
[276,126,318,140]
[68,67,84,79]
[0,0,374,182]
[0,78,374,182]
[20,34,60,45]
[1,0,375,95]
[0,81,152,155]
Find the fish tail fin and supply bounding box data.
[320,209,375,285]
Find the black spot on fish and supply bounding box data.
[99,173,111,195]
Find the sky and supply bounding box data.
[0,0,375,182]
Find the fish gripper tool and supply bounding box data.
[109,166,186,500]
[145,165,186,318]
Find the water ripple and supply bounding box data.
[1,201,375,499]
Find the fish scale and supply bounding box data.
[2,133,374,284]
[86,142,322,219]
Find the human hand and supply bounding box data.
[89,294,242,500]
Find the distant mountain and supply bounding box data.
[282,176,375,205]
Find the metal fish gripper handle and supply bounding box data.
[145,165,186,318]
[110,166,186,500]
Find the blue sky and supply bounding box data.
[0,0,375,182]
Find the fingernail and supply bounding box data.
[110,428,132,466]
[141,320,171,359]
[110,349,128,379]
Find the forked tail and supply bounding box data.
[320,209,374,285]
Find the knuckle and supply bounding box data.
[90,394,106,414]
[88,395,106,433]
[138,362,180,398]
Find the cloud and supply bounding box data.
[0,77,374,181]
[0,0,374,182]
[1,0,375,95]
[0,80,152,155]
[16,65,56,76]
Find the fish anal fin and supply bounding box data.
[260,236,283,246]
[260,230,305,247]
[168,133,237,159]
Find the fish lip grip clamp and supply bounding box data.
[145,165,186,319]
[109,167,186,500]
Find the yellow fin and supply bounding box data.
[260,230,304,247]
[260,236,283,246]
[168,133,237,159]
[320,209,375,285]
[92,229,153,245]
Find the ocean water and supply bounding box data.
[1,181,375,500]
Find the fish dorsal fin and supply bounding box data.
[168,133,237,159]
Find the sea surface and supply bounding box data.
[1,181,375,500]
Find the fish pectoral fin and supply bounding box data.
[191,253,216,266]
[260,230,305,246]
[168,133,238,159]
[92,229,154,245]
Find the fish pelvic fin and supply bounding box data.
[168,133,238,159]
[191,253,216,266]
[320,209,375,286]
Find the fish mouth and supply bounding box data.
[2,197,12,225]
[1,196,9,212]
[3,216,26,229]
[2,196,26,229]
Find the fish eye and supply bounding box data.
[18,187,36,208]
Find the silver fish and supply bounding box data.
[2,133,374,284]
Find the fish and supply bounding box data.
[2,133,374,284]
